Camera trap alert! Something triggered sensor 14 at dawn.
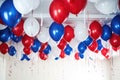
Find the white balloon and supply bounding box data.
[88,0,100,3]
[75,22,88,42]
[0,24,7,30]
[95,0,118,14]
[32,0,40,10]
[13,0,33,14]
[24,17,40,37]
[37,27,50,43]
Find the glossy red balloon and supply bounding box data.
[22,34,34,48]
[59,50,66,58]
[109,33,120,48]
[88,40,98,52]
[62,0,87,15]
[57,38,67,50]
[39,52,48,60]
[23,47,31,55]
[89,20,102,40]
[63,25,74,42]
[0,43,8,55]
[49,0,69,24]
[74,52,79,60]
[12,19,24,36]
[101,48,109,59]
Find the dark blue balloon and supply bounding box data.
[21,54,30,61]
[111,15,120,35]
[0,27,11,42]
[49,22,64,42]
[64,44,72,55]
[0,0,21,28]
[79,53,84,59]
[101,24,112,41]
[8,46,16,56]
[11,33,22,43]
[78,42,87,53]
[31,39,41,53]
[43,44,51,55]
[84,36,93,46]
[97,39,103,50]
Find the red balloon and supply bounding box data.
[88,40,98,52]
[0,19,4,24]
[23,47,31,55]
[62,0,87,15]
[57,38,67,50]
[59,50,66,58]
[39,42,48,52]
[101,48,109,59]
[109,33,120,48]
[49,0,69,24]
[119,0,120,10]
[22,34,34,48]
[39,52,48,60]
[12,19,24,36]
[89,20,102,40]
[63,25,74,42]
[0,43,8,55]
[74,52,79,60]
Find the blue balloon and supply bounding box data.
[111,15,120,35]
[0,0,21,28]
[8,46,16,56]
[0,27,11,42]
[84,36,93,46]
[101,24,112,41]
[64,44,72,55]
[11,33,22,43]
[97,39,103,50]
[21,54,30,61]
[31,39,41,53]
[49,22,64,42]
[78,42,87,54]
[43,44,51,55]
[79,53,84,59]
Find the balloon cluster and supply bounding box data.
[49,0,87,24]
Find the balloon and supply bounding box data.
[63,25,74,42]
[49,0,69,24]
[0,27,11,42]
[59,50,66,58]
[21,54,30,61]
[89,20,102,40]
[11,33,22,43]
[49,22,64,42]
[37,27,50,43]
[8,46,16,56]
[32,0,40,10]
[97,39,103,50]
[0,19,7,30]
[22,34,34,48]
[64,44,73,55]
[62,0,87,15]
[95,0,118,14]
[101,24,112,41]
[57,38,67,50]
[23,47,31,55]
[79,53,84,59]
[39,42,48,53]
[43,44,51,55]
[31,39,41,53]
[39,52,48,60]
[24,17,40,37]
[0,0,21,28]
[111,15,120,35]
[101,48,109,59]
[88,0,100,3]
[13,0,33,14]
[78,42,87,53]
[88,40,98,52]
[74,52,80,60]
[109,33,120,48]
[119,0,120,10]
[12,19,24,36]
[84,36,93,46]
[75,22,88,41]
[0,43,8,55]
